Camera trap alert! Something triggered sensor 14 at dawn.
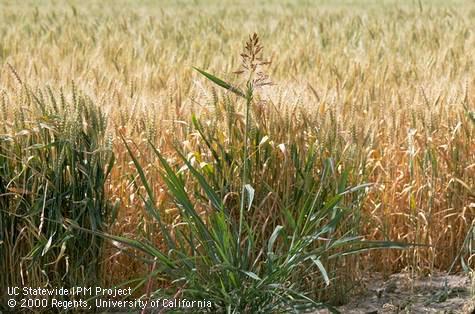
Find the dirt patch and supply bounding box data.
[318,272,475,313]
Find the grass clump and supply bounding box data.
[0,84,115,309]
[107,35,406,312]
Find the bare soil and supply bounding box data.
[318,272,475,314]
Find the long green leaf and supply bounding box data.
[194,67,245,98]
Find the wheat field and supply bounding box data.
[1,0,475,312]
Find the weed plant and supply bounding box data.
[108,34,407,312]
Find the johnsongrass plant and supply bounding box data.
[102,34,409,313]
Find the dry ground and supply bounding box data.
[317,272,475,313]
